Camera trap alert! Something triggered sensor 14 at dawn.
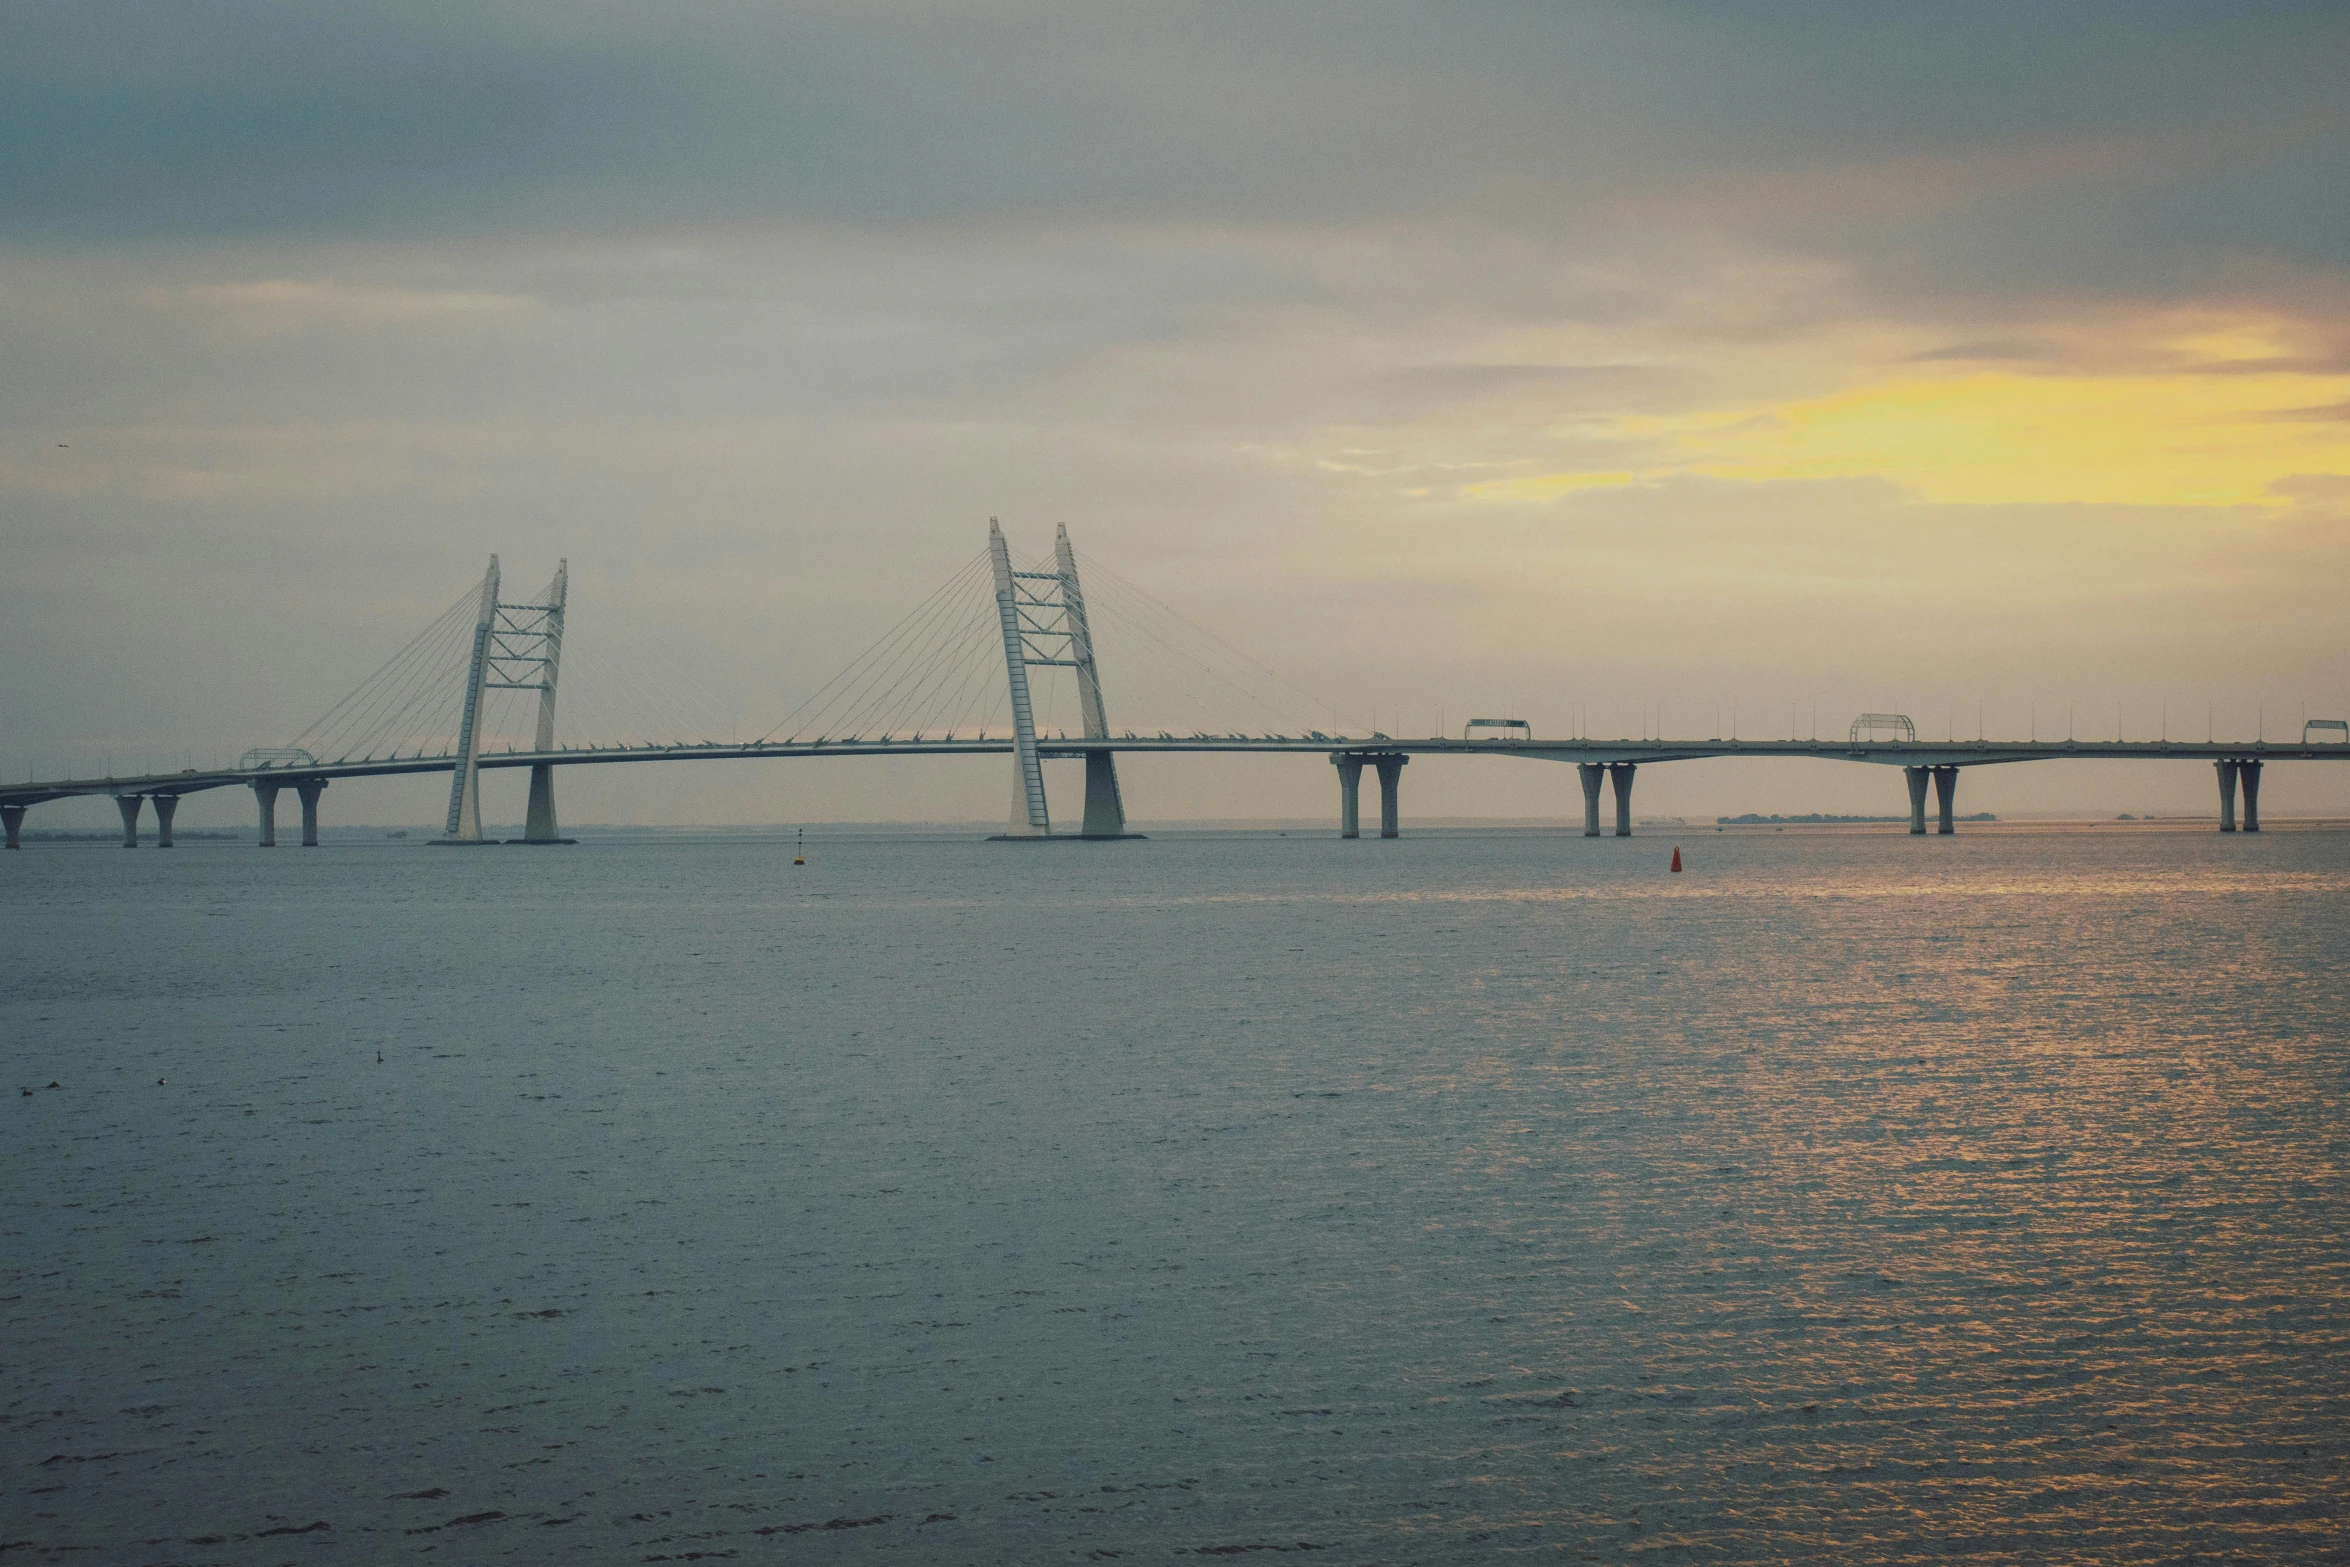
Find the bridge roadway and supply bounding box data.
[6,733,2342,847]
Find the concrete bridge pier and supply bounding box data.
[1932,766,1958,834]
[1903,767,1930,834]
[1608,762,1636,836]
[1578,763,1604,837]
[116,794,143,848]
[254,781,281,847]
[524,764,561,842]
[3,804,24,850]
[1333,754,1363,839]
[2215,760,2239,832]
[296,779,327,847]
[1375,755,1407,839]
[2240,760,2262,833]
[1079,753,1128,839]
[153,794,179,848]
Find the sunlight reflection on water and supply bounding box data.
[3,827,2345,1562]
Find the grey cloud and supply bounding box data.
[1380,363,1673,394]
[2188,355,2350,378]
[1907,339,2061,364]
[2271,472,2350,501]
[2266,401,2350,422]
[7,2,2348,298]
[1318,362,1683,428]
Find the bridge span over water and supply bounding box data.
[8,524,2345,848]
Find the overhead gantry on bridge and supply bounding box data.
[5,526,2346,847]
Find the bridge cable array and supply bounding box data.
[756,548,1005,744]
[283,584,483,764]
[550,613,741,751]
[742,541,1346,746]
[1072,550,1338,739]
[275,534,1352,765]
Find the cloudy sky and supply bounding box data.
[8,1,2349,827]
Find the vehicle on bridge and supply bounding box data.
[1850,713,1918,744]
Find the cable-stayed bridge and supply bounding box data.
[8,521,2347,849]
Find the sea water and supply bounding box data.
[4,827,2346,1562]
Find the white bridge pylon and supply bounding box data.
[441,556,568,844]
[989,519,1131,838]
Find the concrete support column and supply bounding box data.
[116,794,143,848]
[254,782,281,848]
[1079,752,1127,838]
[1333,755,1363,839]
[1578,763,1604,837]
[2215,760,2239,832]
[2240,760,2262,834]
[296,779,326,848]
[1932,767,1957,835]
[524,764,560,843]
[1608,762,1635,837]
[153,794,179,848]
[1374,755,1407,839]
[2,804,24,850]
[1904,767,1929,835]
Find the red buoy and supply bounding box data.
[1670,846,1682,872]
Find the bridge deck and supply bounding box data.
[9,734,2347,809]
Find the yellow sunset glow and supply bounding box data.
[1476,367,2350,508]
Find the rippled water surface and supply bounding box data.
[5,827,2347,1562]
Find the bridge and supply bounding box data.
[7,521,2346,848]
